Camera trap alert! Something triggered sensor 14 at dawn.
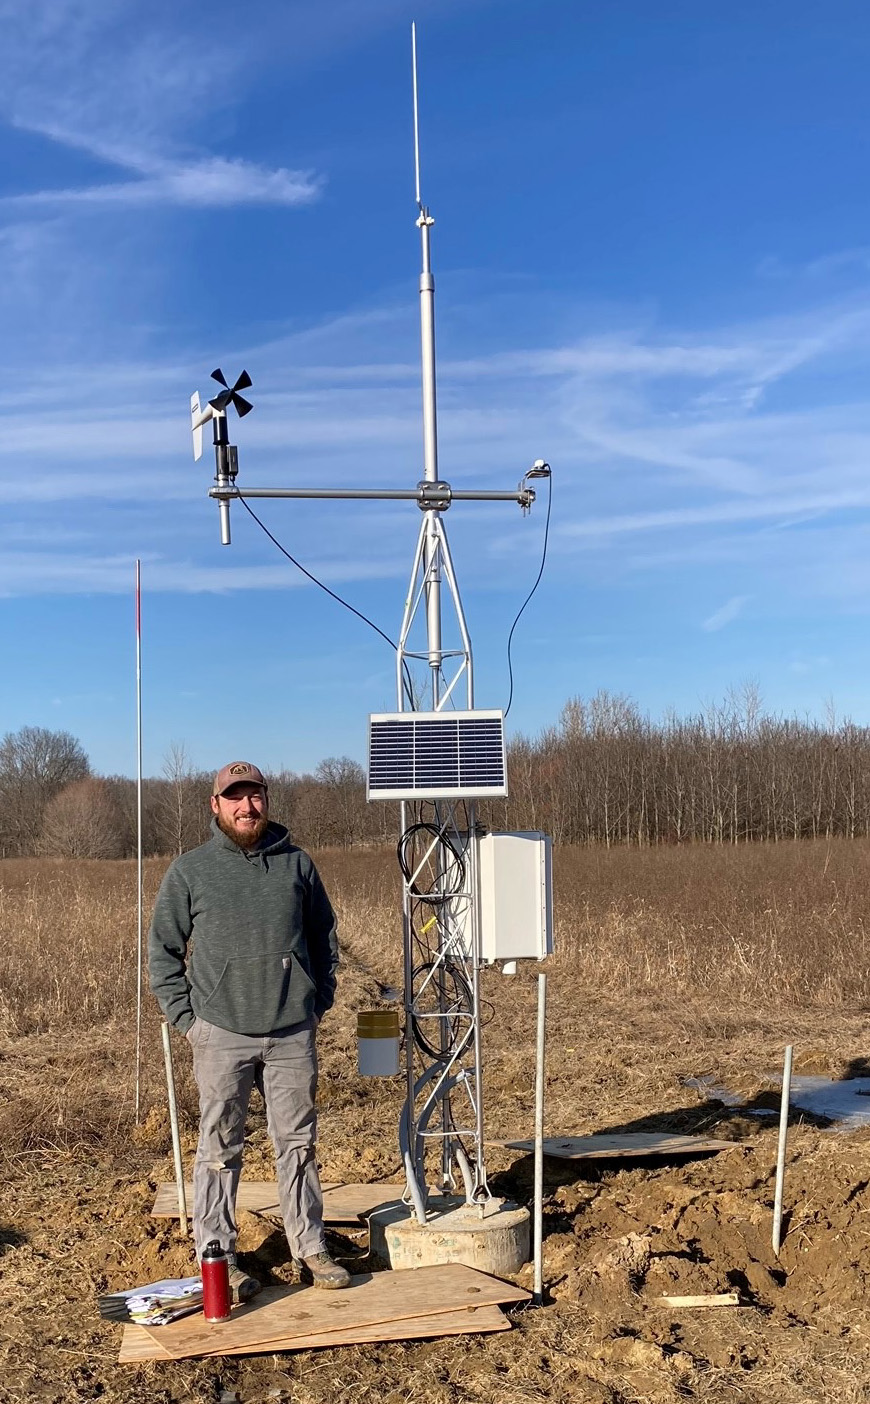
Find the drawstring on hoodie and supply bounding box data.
[242,849,269,872]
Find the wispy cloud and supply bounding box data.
[563,488,870,540]
[3,157,322,210]
[3,244,870,602]
[0,549,406,598]
[0,1,324,211]
[789,653,831,675]
[759,247,870,282]
[702,595,750,632]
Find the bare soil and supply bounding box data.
[3,846,870,1403]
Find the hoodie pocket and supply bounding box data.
[201,951,316,1034]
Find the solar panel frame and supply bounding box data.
[367,710,508,800]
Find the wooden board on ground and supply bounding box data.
[657,1292,740,1308]
[119,1302,510,1363]
[134,1264,529,1361]
[151,1182,407,1222]
[495,1133,738,1160]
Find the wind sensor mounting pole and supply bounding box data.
[193,29,550,1225]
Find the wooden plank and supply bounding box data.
[151,1182,407,1223]
[137,1265,529,1361]
[118,1303,509,1363]
[657,1293,740,1308]
[325,1185,408,1220]
[496,1133,738,1160]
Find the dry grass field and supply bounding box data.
[2,839,870,1403]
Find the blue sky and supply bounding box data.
[2,0,870,777]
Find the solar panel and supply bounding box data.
[367,711,508,800]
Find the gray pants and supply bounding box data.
[187,1015,327,1263]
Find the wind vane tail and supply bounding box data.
[191,392,203,462]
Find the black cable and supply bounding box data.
[236,494,415,707]
[418,798,473,853]
[479,997,496,1028]
[503,471,552,720]
[398,821,466,905]
[410,960,474,1060]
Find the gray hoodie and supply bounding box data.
[148,819,338,1036]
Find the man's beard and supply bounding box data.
[216,812,270,850]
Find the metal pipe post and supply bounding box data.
[772,1043,794,1256]
[135,560,143,1124]
[468,814,488,1201]
[161,1020,189,1237]
[533,971,547,1304]
[213,415,232,545]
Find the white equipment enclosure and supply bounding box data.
[475,832,554,964]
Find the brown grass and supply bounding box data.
[0,837,868,1170]
[552,838,870,1004]
[2,837,868,1042]
[4,839,870,1403]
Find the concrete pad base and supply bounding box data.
[369,1195,530,1275]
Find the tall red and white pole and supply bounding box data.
[135,559,144,1123]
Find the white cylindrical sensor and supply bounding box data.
[357,1010,401,1076]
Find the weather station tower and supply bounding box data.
[190,28,554,1275]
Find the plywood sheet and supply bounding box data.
[151,1181,406,1222]
[138,1264,529,1361]
[118,1302,509,1362]
[497,1133,738,1160]
[657,1293,740,1308]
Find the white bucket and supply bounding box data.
[357,1010,400,1076]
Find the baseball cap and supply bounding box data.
[213,761,268,797]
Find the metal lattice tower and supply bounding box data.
[196,26,549,1225]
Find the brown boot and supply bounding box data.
[299,1252,351,1290]
[228,1266,262,1304]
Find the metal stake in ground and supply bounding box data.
[161,1020,188,1237]
[772,1043,794,1256]
[533,971,547,1306]
[135,560,143,1124]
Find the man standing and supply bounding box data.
[148,760,350,1296]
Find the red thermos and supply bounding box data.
[201,1240,232,1322]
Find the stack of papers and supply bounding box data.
[99,1276,203,1326]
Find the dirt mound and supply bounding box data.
[505,1126,870,1396]
[7,1121,870,1404]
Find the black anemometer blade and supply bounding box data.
[207,368,253,417]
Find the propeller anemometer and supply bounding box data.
[190,369,253,463]
[189,367,254,545]
[208,368,253,419]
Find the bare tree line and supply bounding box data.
[483,688,870,846]
[6,687,870,858]
[0,730,390,859]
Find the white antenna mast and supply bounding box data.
[412,21,443,693]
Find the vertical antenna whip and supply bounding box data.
[412,23,438,490]
[412,21,422,208]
